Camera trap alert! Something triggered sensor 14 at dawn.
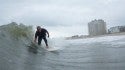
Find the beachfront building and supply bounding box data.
[88,19,107,36]
[108,26,125,34]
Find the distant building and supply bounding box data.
[88,19,107,36]
[108,26,125,34]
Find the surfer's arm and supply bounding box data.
[34,31,38,42]
[46,30,49,38]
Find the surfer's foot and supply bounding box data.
[46,46,49,49]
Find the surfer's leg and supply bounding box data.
[38,37,42,45]
[43,37,48,48]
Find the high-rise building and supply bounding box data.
[88,19,107,36]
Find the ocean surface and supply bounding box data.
[1,36,125,70]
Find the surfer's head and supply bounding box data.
[37,26,41,31]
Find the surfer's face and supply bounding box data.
[37,28,40,30]
[37,27,41,31]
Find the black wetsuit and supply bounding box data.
[35,28,48,46]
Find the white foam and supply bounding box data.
[41,38,67,50]
[41,36,125,48]
[67,36,125,47]
[69,36,125,43]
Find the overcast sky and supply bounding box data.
[0,0,125,37]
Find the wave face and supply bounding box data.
[1,23,125,70]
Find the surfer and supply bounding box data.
[34,26,49,48]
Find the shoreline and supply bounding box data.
[66,32,125,40]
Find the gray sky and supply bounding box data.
[0,0,125,37]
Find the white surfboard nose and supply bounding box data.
[47,47,59,51]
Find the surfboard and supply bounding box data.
[46,47,59,51]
